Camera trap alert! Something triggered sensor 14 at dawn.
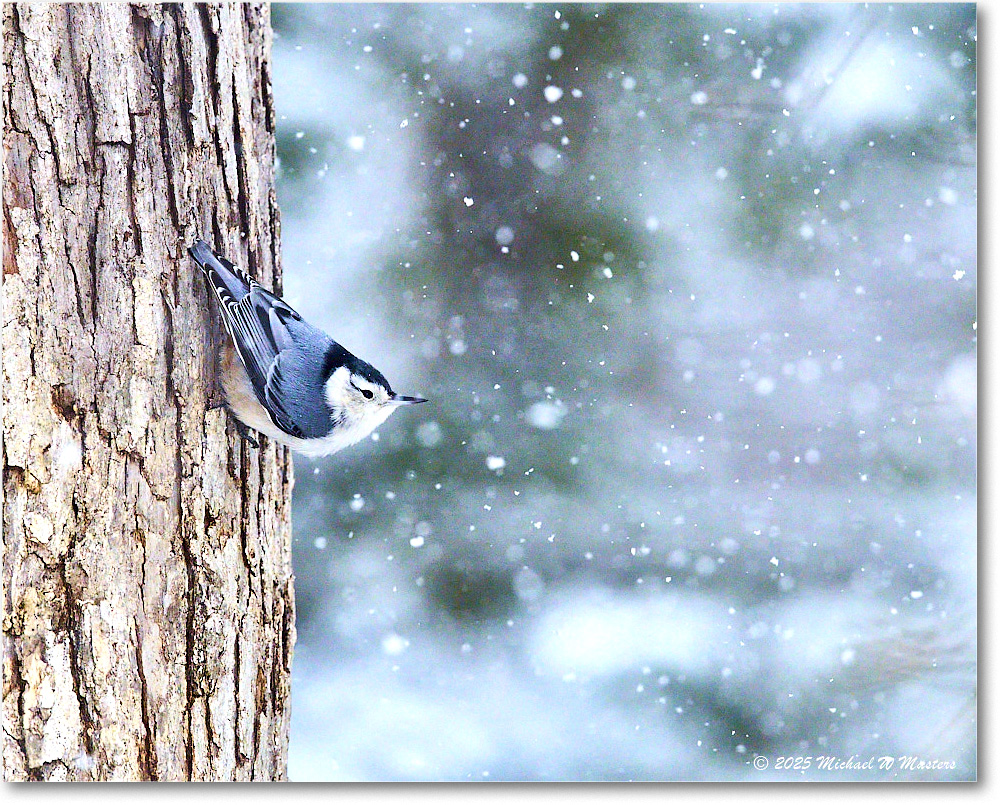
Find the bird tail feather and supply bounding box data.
[188,239,254,305]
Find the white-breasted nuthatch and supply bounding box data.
[189,239,426,457]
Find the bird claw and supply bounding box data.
[230,416,260,448]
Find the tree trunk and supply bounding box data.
[2,2,294,781]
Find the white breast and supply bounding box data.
[288,407,395,457]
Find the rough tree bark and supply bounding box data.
[2,3,294,781]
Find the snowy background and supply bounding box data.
[269,3,977,781]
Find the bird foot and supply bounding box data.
[230,415,260,448]
[206,387,227,411]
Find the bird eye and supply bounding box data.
[350,378,376,400]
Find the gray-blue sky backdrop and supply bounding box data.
[270,2,976,781]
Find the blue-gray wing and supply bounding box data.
[262,347,340,439]
[223,286,309,439]
[191,245,302,436]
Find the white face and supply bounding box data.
[348,372,391,406]
[323,366,399,446]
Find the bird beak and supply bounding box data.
[391,394,428,405]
